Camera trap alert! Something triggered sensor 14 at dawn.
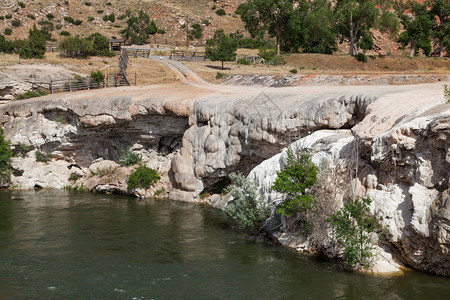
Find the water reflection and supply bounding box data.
[0,190,449,299]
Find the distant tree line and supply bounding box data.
[234,0,449,57]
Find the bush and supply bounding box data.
[258,47,276,61]
[202,19,210,26]
[90,70,105,84]
[236,57,251,65]
[119,148,142,166]
[59,31,71,36]
[11,19,21,27]
[19,25,46,59]
[18,1,25,8]
[0,128,13,184]
[216,8,226,16]
[35,151,51,163]
[59,36,93,58]
[272,147,318,217]
[97,10,104,14]
[87,16,95,22]
[327,197,382,270]
[84,1,92,6]
[73,19,83,26]
[4,28,12,36]
[27,14,36,20]
[64,16,75,23]
[0,16,4,20]
[106,2,112,6]
[216,72,225,79]
[15,90,47,100]
[17,142,31,157]
[127,166,160,190]
[46,13,55,20]
[289,69,298,74]
[157,29,166,34]
[224,173,270,228]
[189,23,203,39]
[355,53,367,63]
[69,173,82,181]
[5,14,12,19]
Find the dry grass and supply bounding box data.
[183,52,450,82]
[0,52,177,85]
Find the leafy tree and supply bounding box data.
[121,10,157,44]
[335,0,385,56]
[59,36,93,58]
[327,196,381,270]
[0,34,13,53]
[236,0,294,56]
[292,0,338,54]
[19,25,46,59]
[205,29,238,69]
[395,0,434,57]
[0,128,13,184]
[428,0,450,57]
[225,173,270,228]
[272,148,317,217]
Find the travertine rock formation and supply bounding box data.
[0,81,448,275]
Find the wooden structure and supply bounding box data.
[109,39,125,52]
[169,50,206,61]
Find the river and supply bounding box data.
[0,190,449,299]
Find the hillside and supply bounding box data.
[0,0,245,44]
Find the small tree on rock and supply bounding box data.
[225,172,270,229]
[121,10,157,45]
[206,29,238,69]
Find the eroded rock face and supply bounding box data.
[0,82,448,275]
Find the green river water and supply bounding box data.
[0,190,449,299]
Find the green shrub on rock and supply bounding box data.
[127,166,160,190]
[224,172,269,228]
[119,148,142,166]
[0,128,13,184]
[272,148,317,217]
[327,196,382,271]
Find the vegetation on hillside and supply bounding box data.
[0,128,13,185]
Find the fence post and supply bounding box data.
[135,71,137,86]
[87,78,90,90]
[69,81,72,92]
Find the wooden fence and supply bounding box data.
[169,50,206,61]
[28,75,130,94]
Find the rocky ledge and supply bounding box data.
[0,82,449,275]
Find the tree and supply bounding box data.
[395,0,434,57]
[0,34,13,53]
[291,0,338,54]
[89,32,114,56]
[335,0,384,56]
[121,10,157,45]
[59,36,93,58]
[225,173,270,228]
[189,23,203,40]
[205,29,238,69]
[327,196,381,270]
[272,147,317,217]
[19,25,46,59]
[428,0,450,57]
[236,0,294,56]
[0,128,13,185]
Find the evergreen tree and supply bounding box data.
[0,34,13,53]
[236,0,294,56]
[0,128,13,184]
[19,25,46,59]
[59,36,93,58]
[395,0,434,57]
[121,10,157,45]
[205,29,238,69]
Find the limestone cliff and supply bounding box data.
[0,82,448,275]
